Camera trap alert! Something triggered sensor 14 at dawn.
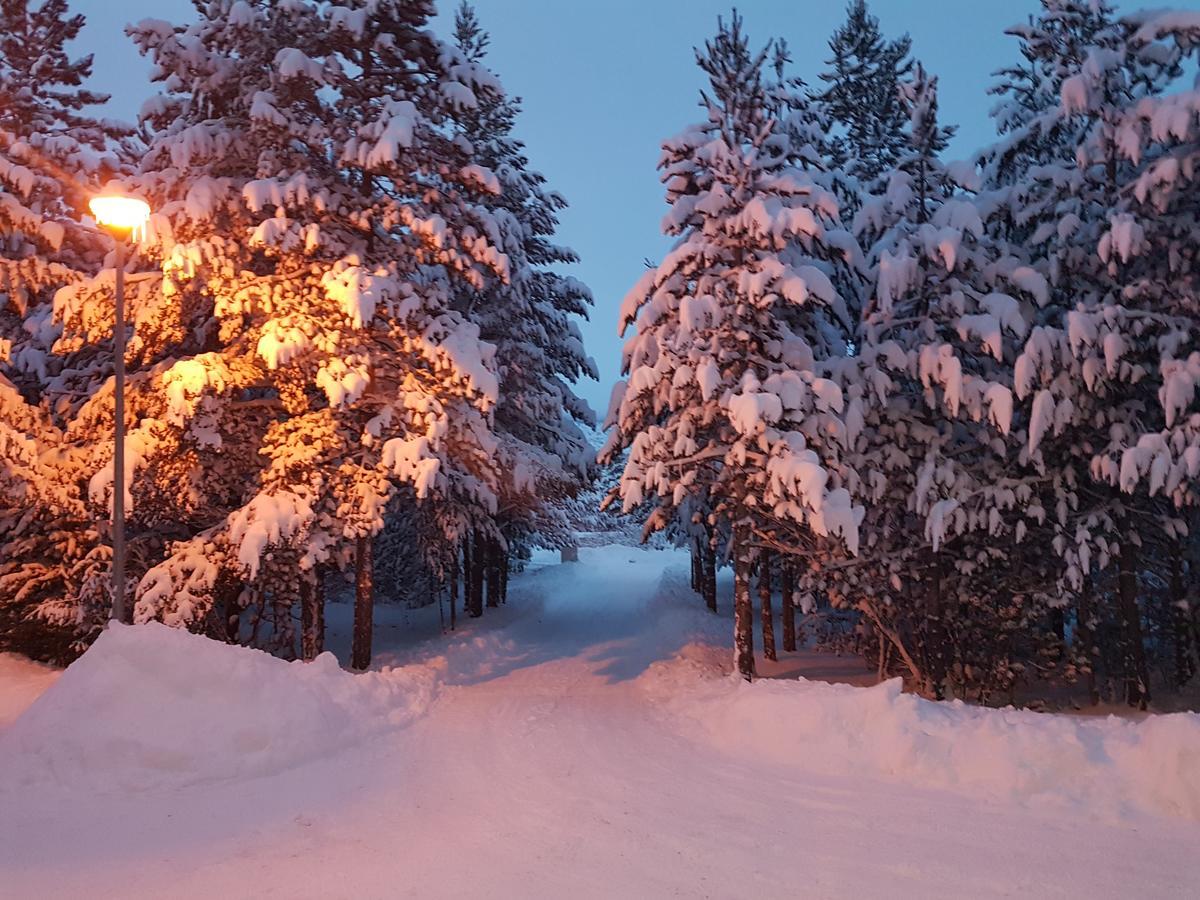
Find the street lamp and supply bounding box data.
[89,189,150,624]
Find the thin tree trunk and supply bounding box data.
[486,538,501,608]
[449,546,458,632]
[733,527,756,681]
[702,539,717,613]
[1076,575,1100,706]
[461,538,472,615]
[781,557,796,653]
[500,552,509,604]
[1049,607,1066,662]
[925,554,948,700]
[468,531,484,618]
[691,540,702,593]
[858,600,924,689]
[351,536,373,670]
[1118,540,1150,709]
[1171,544,1195,687]
[300,577,324,661]
[759,549,776,662]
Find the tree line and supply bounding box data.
[0,0,595,667]
[605,1,1200,707]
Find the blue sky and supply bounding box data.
[72,0,1200,413]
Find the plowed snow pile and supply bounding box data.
[0,622,437,791]
[641,665,1200,821]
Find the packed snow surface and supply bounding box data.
[2,545,1199,898]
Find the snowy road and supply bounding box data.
[2,545,1199,898]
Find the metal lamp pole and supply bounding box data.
[89,190,150,625]
[111,237,127,623]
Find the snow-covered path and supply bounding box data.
[2,546,1199,898]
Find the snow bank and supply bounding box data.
[643,670,1200,822]
[0,623,437,791]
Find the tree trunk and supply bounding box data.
[467,531,484,618]
[1076,574,1100,706]
[461,539,471,615]
[300,576,324,661]
[1049,606,1066,662]
[486,538,501,608]
[351,536,374,670]
[759,549,776,662]
[691,540,702,593]
[449,546,458,632]
[500,553,509,604]
[781,557,796,653]
[1171,544,1195,688]
[702,540,717,613]
[1118,540,1150,709]
[924,554,948,700]
[733,528,756,681]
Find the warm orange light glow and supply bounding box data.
[89,192,150,234]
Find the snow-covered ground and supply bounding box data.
[2,545,1199,898]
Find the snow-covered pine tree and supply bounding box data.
[980,1,1200,706]
[841,63,1051,699]
[604,13,862,680]
[0,0,131,661]
[44,0,513,662]
[816,0,913,193]
[450,3,598,578]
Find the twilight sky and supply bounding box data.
[71,0,1200,414]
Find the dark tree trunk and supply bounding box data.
[500,553,509,604]
[461,538,472,615]
[691,540,702,593]
[924,554,948,700]
[1049,606,1066,661]
[1171,546,1195,687]
[759,549,776,662]
[702,540,717,613]
[467,531,484,618]
[1118,540,1150,709]
[1076,575,1100,706]
[486,539,501,608]
[781,557,796,653]
[733,528,756,681]
[216,574,241,645]
[300,576,324,661]
[351,536,374,670]
[449,546,458,632]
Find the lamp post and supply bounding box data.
[88,190,150,624]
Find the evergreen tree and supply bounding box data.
[43,0,514,662]
[817,0,913,190]
[451,3,598,569]
[846,63,1050,698]
[605,13,862,680]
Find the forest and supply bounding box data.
[2,0,1200,719]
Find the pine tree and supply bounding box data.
[41,0,516,661]
[605,13,863,680]
[844,63,1053,698]
[817,0,913,190]
[985,1,1198,707]
[451,3,598,573]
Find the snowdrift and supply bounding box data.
[0,622,437,791]
[644,667,1200,822]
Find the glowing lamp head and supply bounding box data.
[89,192,150,236]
